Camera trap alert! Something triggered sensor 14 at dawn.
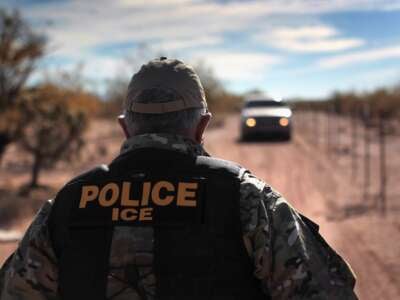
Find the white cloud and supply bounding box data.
[270,26,337,39]
[155,36,223,52]
[318,45,400,68]
[354,68,400,86]
[18,0,399,60]
[118,0,192,6]
[37,56,125,82]
[191,52,282,82]
[7,0,400,96]
[24,1,230,59]
[284,38,363,52]
[255,25,364,53]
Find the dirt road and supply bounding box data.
[1,115,399,299]
[204,116,400,300]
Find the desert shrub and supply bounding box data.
[0,9,45,159]
[292,84,400,120]
[18,84,90,188]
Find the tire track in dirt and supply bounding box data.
[338,227,400,300]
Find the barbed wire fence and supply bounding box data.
[295,104,397,217]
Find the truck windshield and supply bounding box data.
[245,100,286,108]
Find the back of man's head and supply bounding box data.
[123,57,208,136]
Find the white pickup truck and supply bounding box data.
[240,98,292,141]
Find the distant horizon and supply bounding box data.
[3,0,400,100]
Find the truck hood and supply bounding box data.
[242,107,292,118]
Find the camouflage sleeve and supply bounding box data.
[239,173,357,299]
[0,200,59,300]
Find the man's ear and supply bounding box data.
[195,112,212,144]
[118,114,130,138]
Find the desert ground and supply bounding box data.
[0,114,399,299]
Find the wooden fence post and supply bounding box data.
[326,108,331,157]
[335,110,340,166]
[351,110,358,182]
[378,112,387,215]
[362,104,371,206]
[314,109,320,146]
[308,109,313,143]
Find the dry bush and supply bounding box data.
[292,85,400,121]
[0,9,46,159]
[18,84,92,189]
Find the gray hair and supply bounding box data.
[124,87,206,135]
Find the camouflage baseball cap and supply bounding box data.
[125,57,207,114]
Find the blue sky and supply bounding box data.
[4,0,400,99]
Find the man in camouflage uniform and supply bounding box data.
[0,57,357,300]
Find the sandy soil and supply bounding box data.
[1,115,399,299]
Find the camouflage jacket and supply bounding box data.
[0,133,357,300]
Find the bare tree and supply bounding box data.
[0,9,45,159]
[19,84,89,189]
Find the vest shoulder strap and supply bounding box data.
[110,148,250,180]
[65,164,110,186]
[195,156,249,180]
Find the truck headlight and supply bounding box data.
[279,118,289,127]
[246,118,256,127]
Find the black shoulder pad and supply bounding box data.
[65,164,110,186]
[195,156,248,178]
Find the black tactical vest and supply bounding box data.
[49,148,268,300]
